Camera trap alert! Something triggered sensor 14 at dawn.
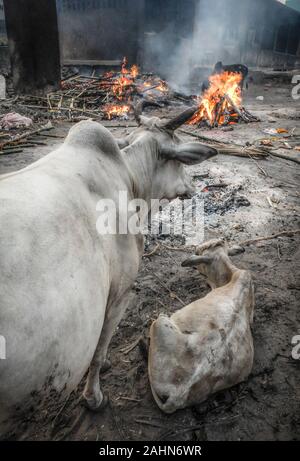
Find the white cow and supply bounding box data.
[148,239,254,413]
[0,106,217,435]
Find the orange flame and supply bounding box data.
[110,57,139,100]
[103,104,130,120]
[189,71,242,126]
[155,80,168,93]
[112,75,133,100]
[130,64,139,79]
[139,79,168,93]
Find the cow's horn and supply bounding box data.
[163,106,199,131]
[133,100,162,125]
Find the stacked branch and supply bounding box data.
[14,65,175,122]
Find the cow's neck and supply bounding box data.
[123,134,159,207]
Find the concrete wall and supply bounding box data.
[56,0,144,64]
[0,0,7,43]
[0,0,299,75]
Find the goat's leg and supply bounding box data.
[83,291,134,411]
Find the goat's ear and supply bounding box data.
[181,255,212,267]
[161,142,218,165]
[116,138,129,149]
[228,245,245,256]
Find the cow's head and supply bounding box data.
[117,102,218,201]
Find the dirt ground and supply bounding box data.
[1,79,300,441]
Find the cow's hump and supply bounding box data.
[65,120,121,160]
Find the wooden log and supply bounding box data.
[0,149,24,155]
[224,94,259,123]
[213,96,225,127]
[224,94,247,121]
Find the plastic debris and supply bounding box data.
[276,128,288,134]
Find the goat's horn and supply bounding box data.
[181,255,212,267]
[163,106,199,131]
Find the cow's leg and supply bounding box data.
[83,291,134,411]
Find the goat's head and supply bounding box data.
[117,102,218,201]
[181,239,245,288]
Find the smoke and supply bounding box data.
[143,0,300,90]
[57,0,299,89]
[143,0,246,93]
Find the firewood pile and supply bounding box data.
[2,58,299,164]
[2,58,260,130]
[189,71,259,128]
[13,58,194,122]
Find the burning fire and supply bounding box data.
[138,79,168,94]
[120,57,139,79]
[103,104,130,120]
[112,74,133,100]
[155,80,168,93]
[189,71,242,127]
[101,57,169,120]
[130,64,139,79]
[109,57,140,101]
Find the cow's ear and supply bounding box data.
[162,142,218,165]
[181,255,212,267]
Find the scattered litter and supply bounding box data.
[270,193,280,205]
[263,128,278,135]
[283,142,292,150]
[0,112,33,130]
[276,128,289,134]
[260,139,273,146]
[256,96,264,101]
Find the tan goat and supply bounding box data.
[148,239,254,413]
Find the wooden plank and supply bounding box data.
[63,59,122,67]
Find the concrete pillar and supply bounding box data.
[3,0,61,94]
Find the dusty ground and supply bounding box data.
[1,80,300,441]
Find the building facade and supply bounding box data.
[0,0,299,72]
